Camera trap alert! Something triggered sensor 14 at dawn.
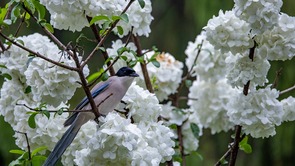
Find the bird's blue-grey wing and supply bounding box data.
[63,82,110,127]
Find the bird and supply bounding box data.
[43,66,139,166]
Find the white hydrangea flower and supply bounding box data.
[227,85,283,138]
[182,116,202,154]
[0,33,57,81]
[137,121,175,162]
[234,0,283,34]
[106,39,137,71]
[134,52,183,101]
[281,96,295,122]
[14,103,69,152]
[0,79,33,127]
[161,102,190,126]
[188,79,237,134]
[122,83,162,123]
[40,0,153,37]
[160,103,202,154]
[185,31,229,82]
[226,52,270,88]
[25,50,89,107]
[256,13,295,61]
[73,112,175,165]
[62,121,97,166]
[205,10,254,54]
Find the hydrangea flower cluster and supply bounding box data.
[233,0,283,34]
[281,96,295,122]
[135,51,183,101]
[70,84,175,165]
[188,79,237,134]
[106,39,137,71]
[40,0,153,37]
[256,13,295,61]
[227,86,284,138]
[225,52,270,87]
[0,33,88,106]
[161,102,202,154]
[185,31,229,83]
[205,10,254,54]
[0,33,88,153]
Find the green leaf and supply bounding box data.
[87,72,100,83]
[2,73,12,80]
[24,0,35,14]
[151,60,160,68]
[185,80,192,88]
[42,22,54,33]
[11,4,21,23]
[42,110,50,119]
[117,47,129,55]
[89,15,109,25]
[111,15,121,21]
[28,113,37,128]
[190,123,200,139]
[239,136,252,154]
[31,155,47,165]
[9,149,25,155]
[33,0,45,20]
[101,72,109,81]
[137,0,145,8]
[24,86,31,94]
[117,26,124,35]
[31,146,47,156]
[191,151,203,161]
[120,13,129,23]
[240,143,252,154]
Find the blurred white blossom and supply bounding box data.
[185,31,229,83]
[281,96,295,122]
[40,0,153,37]
[135,52,183,101]
[225,52,270,88]
[256,13,295,61]
[188,79,237,134]
[205,10,254,54]
[227,85,283,138]
[234,0,282,34]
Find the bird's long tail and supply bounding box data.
[42,119,82,166]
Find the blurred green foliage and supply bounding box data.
[0,0,295,165]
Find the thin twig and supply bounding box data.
[72,46,101,119]
[86,16,115,76]
[15,131,31,161]
[229,43,256,166]
[132,35,154,93]
[0,32,78,71]
[280,84,295,95]
[271,68,283,89]
[81,0,135,69]
[16,103,94,113]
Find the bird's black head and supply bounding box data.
[115,67,139,77]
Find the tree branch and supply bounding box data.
[86,16,115,76]
[280,84,295,95]
[81,0,135,69]
[132,35,154,93]
[0,32,78,71]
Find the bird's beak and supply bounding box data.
[131,73,139,77]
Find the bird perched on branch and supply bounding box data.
[43,66,139,166]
